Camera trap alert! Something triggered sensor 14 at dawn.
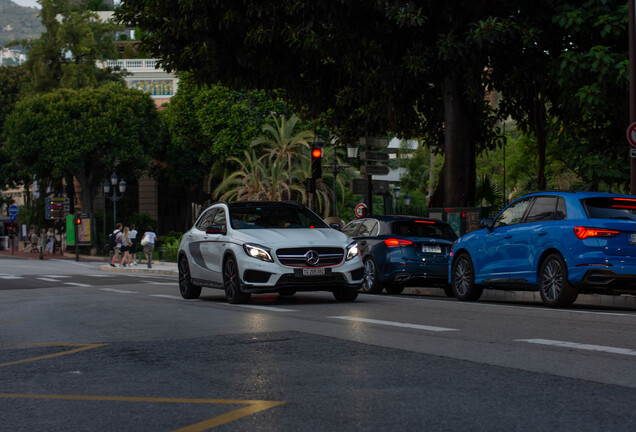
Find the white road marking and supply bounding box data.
[234,305,298,312]
[517,339,636,356]
[0,275,22,279]
[89,274,114,278]
[43,275,71,278]
[329,316,458,332]
[100,288,138,294]
[36,277,60,282]
[150,294,184,300]
[63,282,92,287]
[142,281,175,285]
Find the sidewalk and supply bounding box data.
[0,247,178,276]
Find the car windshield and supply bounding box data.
[391,221,458,239]
[583,197,636,220]
[229,204,328,229]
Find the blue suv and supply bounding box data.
[449,191,636,307]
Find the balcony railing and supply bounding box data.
[98,59,159,71]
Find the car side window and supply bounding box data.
[555,197,566,220]
[357,219,378,237]
[195,208,216,231]
[525,196,558,223]
[494,198,532,228]
[211,208,226,228]
[342,220,363,237]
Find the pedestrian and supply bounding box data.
[39,228,46,258]
[29,229,39,253]
[45,228,55,254]
[140,226,157,269]
[128,224,138,264]
[110,223,123,267]
[121,226,132,267]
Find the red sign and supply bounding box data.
[355,203,368,218]
[627,122,636,147]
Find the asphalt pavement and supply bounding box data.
[1,247,635,309]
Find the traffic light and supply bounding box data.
[74,214,81,225]
[311,145,322,179]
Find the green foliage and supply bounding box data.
[126,213,158,234]
[2,82,160,214]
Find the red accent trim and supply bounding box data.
[414,220,435,224]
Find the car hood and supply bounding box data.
[233,228,352,247]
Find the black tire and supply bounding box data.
[385,285,405,295]
[452,253,483,301]
[178,255,201,299]
[443,284,455,298]
[361,257,383,294]
[539,253,578,308]
[333,288,358,302]
[223,256,251,304]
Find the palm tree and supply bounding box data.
[251,114,314,175]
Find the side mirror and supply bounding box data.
[480,217,494,231]
[206,224,226,235]
[329,223,342,230]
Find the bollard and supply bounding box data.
[147,252,152,269]
[137,251,143,264]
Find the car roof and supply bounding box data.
[354,215,447,224]
[518,191,636,200]
[226,201,305,209]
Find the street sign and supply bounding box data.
[355,203,368,218]
[9,215,16,220]
[631,147,636,159]
[44,196,68,220]
[360,165,390,176]
[628,122,636,147]
[360,151,390,162]
[359,137,389,148]
[8,205,18,215]
[351,179,391,194]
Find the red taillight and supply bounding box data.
[574,226,620,239]
[415,220,435,224]
[384,238,413,247]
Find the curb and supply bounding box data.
[99,265,178,276]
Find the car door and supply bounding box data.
[520,196,562,282]
[187,207,216,280]
[354,218,381,259]
[476,197,534,282]
[199,207,227,286]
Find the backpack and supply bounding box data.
[108,230,119,249]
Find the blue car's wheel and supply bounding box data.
[452,253,483,301]
[539,253,578,308]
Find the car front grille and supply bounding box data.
[276,247,344,267]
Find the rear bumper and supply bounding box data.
[573,269,636,294]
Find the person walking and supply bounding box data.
[110,223,123,267]
[140,226,157,269]
[120,226,132,267]
[39,228,46,258]
[128,224,138,265]
[45,228,55,254]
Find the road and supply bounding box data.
[1,255,635,431]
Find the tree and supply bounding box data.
[20,0,121,94]
[2,82,160,216]
[117,0,517,208]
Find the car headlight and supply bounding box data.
[346,242,359,261]
[243,243,273,262]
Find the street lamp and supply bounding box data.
[393,186,401,214]
[103,173,126,229]
[324,146,350,218]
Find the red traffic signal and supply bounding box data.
[74,214,81,225]
[312,148,322,158]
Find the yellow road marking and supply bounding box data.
[0,343,107,367]
[0,393,285,431]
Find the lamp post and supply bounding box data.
[394,186,401,214]
[404,192,411,215]
[324,146,350,218]
[103,173,126,229]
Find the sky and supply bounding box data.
[12,0,40,8]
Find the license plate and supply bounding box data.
[630,234,636,245]
[422,245,442,253]
[302,267,326,276]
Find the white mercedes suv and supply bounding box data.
[177,201,363,303]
